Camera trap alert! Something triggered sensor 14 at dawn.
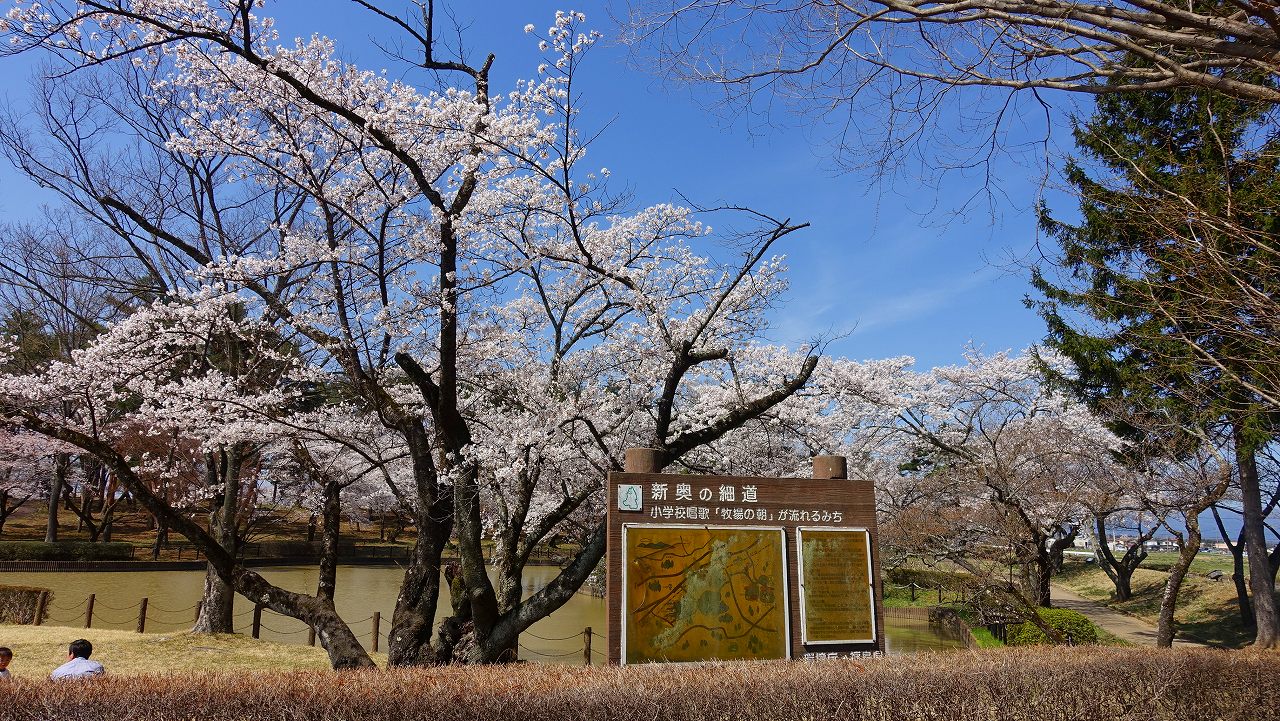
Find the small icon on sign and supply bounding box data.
[618,484,643,512]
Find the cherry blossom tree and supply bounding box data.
[0,289,383,668]
[0,2,823,667]
[827,349,1122,609]
[0,430,73,535]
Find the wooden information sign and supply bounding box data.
[606,451,884,664]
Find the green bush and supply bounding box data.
[0,584,51,624]
[0,541,134,561]
[1007,608,1100,646]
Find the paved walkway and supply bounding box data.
[1050,583,1208,648]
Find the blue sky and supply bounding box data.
[0,0,1092,371]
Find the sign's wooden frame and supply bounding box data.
[605,453,884,664]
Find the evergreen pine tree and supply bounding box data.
[1031,72,1280,647]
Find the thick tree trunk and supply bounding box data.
[1157,528,1201,647]
[460,521,608,663]
[1033,554,1053,607]
[387,419,455,667]
[45,453,67,542]
[194,447,241,634]
[317,479,340,602]
[388,515,450,665]
[1238,441,1280,648]
[192,564,235,633]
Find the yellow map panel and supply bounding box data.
[798,528,874,643]
[623,525,788,663]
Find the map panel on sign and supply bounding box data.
[797,528,875,644]
[623,524,789,664]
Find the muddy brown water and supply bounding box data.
[5,566,965,662]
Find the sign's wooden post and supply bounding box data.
[606,449,884,665]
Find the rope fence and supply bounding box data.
[884,582,969,604]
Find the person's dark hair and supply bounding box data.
[68,639,92,659]
[0,646,12,658]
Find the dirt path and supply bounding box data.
[1050,583,1209,648]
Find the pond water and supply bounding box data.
[5,566,965,662]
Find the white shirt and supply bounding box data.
[50,657,104,680]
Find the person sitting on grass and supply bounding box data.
[0,647,12,681]
[50,639,104,681]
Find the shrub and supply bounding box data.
[1007,608,1100,646]
[0,541,131,562]
[0,648,1274,721]
[0,584,51,624]
[0,541,134,562]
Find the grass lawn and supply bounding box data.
[0,623,385,678]
[1055,559,1263,647]
[1138,550,1243,576]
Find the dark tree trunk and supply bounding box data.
[192,564,235,633]
[45,453,67,542]
[1027,529,1075,608]
[1238,438,1279,648]
[469,521,609,662]
[1093,513,1152,602]
[388,512,450,665]
[0,489,31,536]
[100,504,114,542]
[1212,506,1254,628]
[150,519,169,561]
[317,479,341,602]
[387,417,455,667]
[1157,525,1201,647]
[194,447,242,634]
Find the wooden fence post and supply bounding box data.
[372,612,380,653]
[910,583,917,602]
[252,604,263,639]
[85,594,95,629]
[938,584,943,604]
[137,597,148,633]
[583,626,592,666]
[34,591,48,626]
[194,601,202,623]
[307,627,316,646]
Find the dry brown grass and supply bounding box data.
[0,647,1275,721]
[0,623,385,677]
